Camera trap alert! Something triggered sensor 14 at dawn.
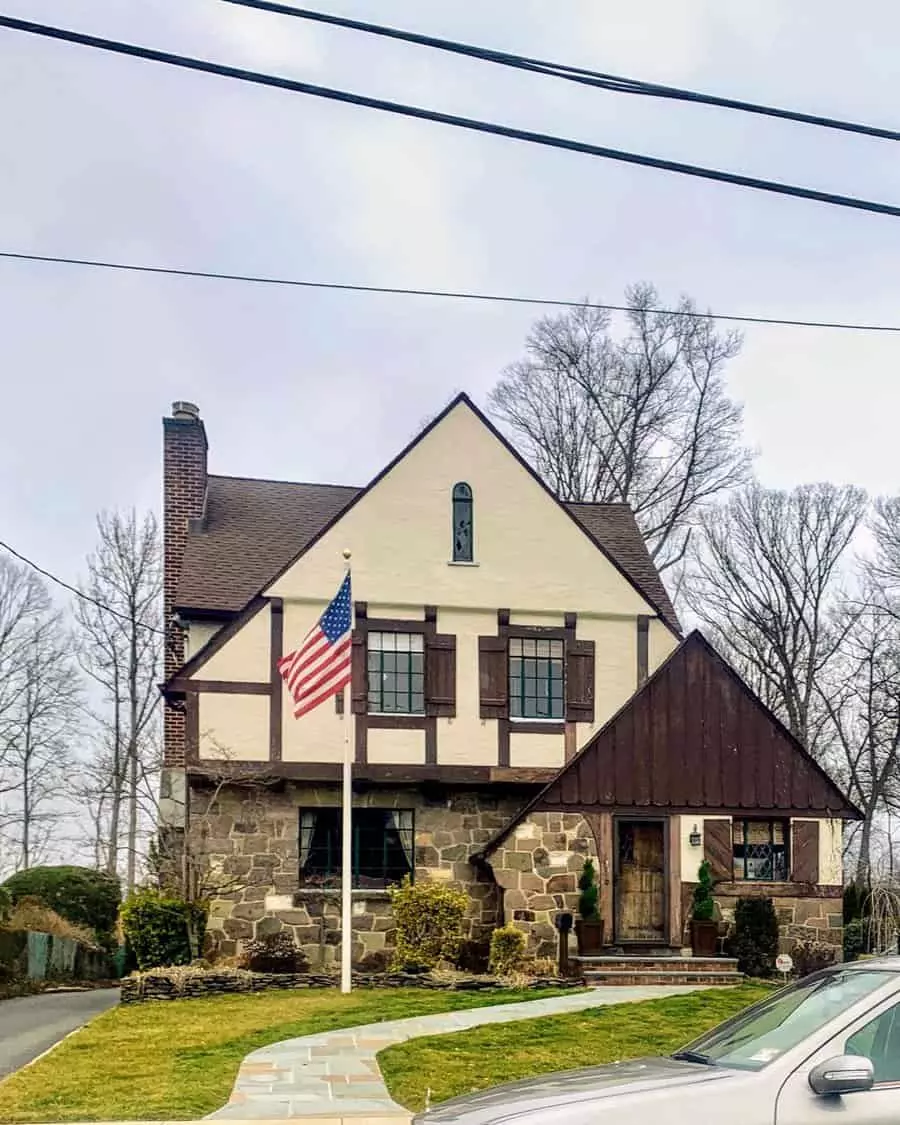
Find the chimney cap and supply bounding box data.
[171,401,200,420]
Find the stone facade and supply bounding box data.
[484,812,600,958]
[702,882,844,960]
[194,780,523,968]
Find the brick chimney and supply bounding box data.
[163,401,207,768]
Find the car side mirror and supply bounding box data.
[808,1055,875,1097]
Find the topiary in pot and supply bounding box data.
[575,858,605,956]
[690,860,719,957]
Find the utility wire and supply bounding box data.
[0,539,165,635]
[4,249,900,332]
[3,15,900,219]
[224,0,900,143]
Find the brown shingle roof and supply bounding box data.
[176,477,680,632]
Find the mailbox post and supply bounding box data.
[554,911,574,977]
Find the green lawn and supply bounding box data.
[380,983,773,1112]
[0,986,570,1123]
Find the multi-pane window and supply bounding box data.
[509,636,564,720]
[733,820,789,881]
[452,482,474,562]
[299,808,415,889]
[367,631,425,714]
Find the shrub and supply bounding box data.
[0,886,10,925]
[791,937,836,978]
[242,932,308,974]
[119,889,207,970]
[2,866,121,942]
[844,918,870,962]
[691,860,716,922]
[5,897,99,948]
[388,877,468,971]
[577,859,599,921]
[727,897,780,978]
[489,924,527,976]
[843,883,869,924]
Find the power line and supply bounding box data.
[0,539,165,635]
[2,15,900,219]
[4,249,900,332]
[224,0,900,144]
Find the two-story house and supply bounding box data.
[160,395,857,970]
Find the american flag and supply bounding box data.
[277,574,353,718]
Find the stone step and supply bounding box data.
[575,956,739,973]
[584,969,744,987]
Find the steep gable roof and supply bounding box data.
[479,630,861,856]
[175,394,679,631]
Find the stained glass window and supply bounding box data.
[452,482,473,562]
[733,820,789,881]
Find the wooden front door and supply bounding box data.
[615,820,667,943]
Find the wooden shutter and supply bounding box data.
[425,633,456,717]
[703,818,733,882]
[350,631,367,715]
[566,638,595,722]
[792,820,820,883]
[478,635,507,719]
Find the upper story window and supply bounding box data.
[733,819,789,881]
[367,631,425,714]
[509,636,565,720]
[452,482,474,562]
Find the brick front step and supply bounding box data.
[584,969,745,986]
[576,956,739,974]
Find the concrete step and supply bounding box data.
[585,969,744,987]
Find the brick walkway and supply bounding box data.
[207,985,703,1122]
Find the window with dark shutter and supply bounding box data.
[478,635,507,718]
[733,820,789,881]
[791,821,820,883]
[566,638,595,723]
[425,632,456,716]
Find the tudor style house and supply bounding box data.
[160,395,857,970]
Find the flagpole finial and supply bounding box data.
[342,548,352,561]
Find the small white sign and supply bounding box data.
[776,953,794,975]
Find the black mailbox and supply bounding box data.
[554,911,574,934]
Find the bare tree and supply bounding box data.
[488,284,751,572]
[75,510,162,891]
[687,481,867,749]
[0,557,50,752]
[817,600,900,883]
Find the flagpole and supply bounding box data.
[340,548,353,995]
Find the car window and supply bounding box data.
[846,1000,900,1084]
[677,971,890,1072]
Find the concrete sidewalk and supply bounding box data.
[207,985,703,1121]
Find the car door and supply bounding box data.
[776,993,900,1124]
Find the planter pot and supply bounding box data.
[575,919,605,956]
[690,919,719,957]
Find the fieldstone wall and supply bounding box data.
[681,882,844,960]
[192,781,524,968]
[484,813,600,958]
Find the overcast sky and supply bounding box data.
[2,0,899,591]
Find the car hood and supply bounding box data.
[414,1056,738,1124]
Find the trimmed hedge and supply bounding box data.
[728,897,780,978]
[488,924,526,976]
[119,889,207,970]
[2,866,120,942]
[388,877,468,971]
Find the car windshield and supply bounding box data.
[674,970,891,1072]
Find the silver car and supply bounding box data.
[415,957,900,1124]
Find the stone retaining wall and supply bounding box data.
[193,781,525,967]
[120,968,579,1004]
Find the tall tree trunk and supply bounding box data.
[857,812,874,886]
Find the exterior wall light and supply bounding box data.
[689,824,702,847]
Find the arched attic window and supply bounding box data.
[452,482,474,562]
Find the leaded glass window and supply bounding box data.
[299,808,415,888]
[367,631,425,714]
[733,820,789,881]
[509,636,564,719]
[452,482,473,562]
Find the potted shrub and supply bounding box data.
[690,860,719,957]
[575,858,605,955]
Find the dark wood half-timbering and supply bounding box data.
[791,820,820,883]
[637,614,649,685]
[566,638,596,723]
[269,596,283,761]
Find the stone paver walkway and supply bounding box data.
[207,985,703,1122]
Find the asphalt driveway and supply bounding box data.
[0,988,119,1077]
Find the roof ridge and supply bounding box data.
[209,473,362,490]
